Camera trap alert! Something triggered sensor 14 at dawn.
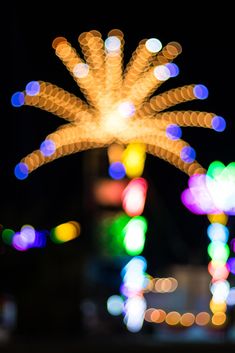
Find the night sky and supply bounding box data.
[0,2,234,335]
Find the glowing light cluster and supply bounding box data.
[1,220,81,251]
[182,162,234,325]
[2,225,46,251]
[12,30,224,179]
[181,161,235,215]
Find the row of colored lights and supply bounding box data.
[107,143,148,256]
[108,277,227,328]
[1,221,80,251]
[207,217,235,312]
[182,162,235,307]
[106,142,149,332]
[144,308,226,327]
[207,218,230,321]
[181,162,235,321]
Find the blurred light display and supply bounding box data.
[181,161,235,215]
[11,225,47,251]
[207,161,235,214]
[10,28,229,334]
[12,29,225,179]
[0,220,81,252]
[145,307,212,327]
[206,208,233,320]
[50,221,80,243]
[123,216,148,256]
[122,143,146,178]
[144,277,178,293]
[120,257,147,332]
[122,178,148,217]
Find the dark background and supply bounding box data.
[0,0,234,341]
